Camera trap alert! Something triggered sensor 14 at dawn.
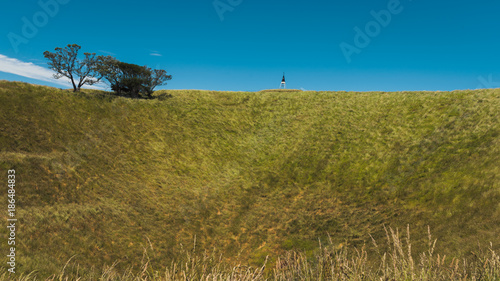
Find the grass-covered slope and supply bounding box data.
[0,81,499,277]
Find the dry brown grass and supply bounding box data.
[1,227,498,280]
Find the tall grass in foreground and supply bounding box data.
[1,227,498,281]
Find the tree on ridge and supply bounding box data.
[43,44,102,92]
[97,56,172,99]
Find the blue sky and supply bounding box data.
[1,0,499,92]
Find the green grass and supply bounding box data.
[0,80,499,279]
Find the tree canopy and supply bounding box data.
[97,56,172,98]
[44,44,172,97]
[43,44,102,92]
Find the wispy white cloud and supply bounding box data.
[0,54,106,90]
[150,52,162,57]
[98,50,117,56]
[0,54,67,86]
